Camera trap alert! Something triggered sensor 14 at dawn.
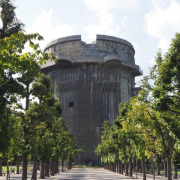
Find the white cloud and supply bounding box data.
[0,7,2,28]
[144,0,180,51]
[83,0,141,11]
[149,57,155,64]
[121,16,129,27]
[84,9,116,42]
[26,9,73,50]
[132,42,139,49]
[83,0,141,42]
[85,23,120,43]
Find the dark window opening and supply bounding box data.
[85,159,91,165]
[69,102,73,108]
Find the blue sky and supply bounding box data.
[9,0,180,83]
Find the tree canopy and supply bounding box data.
[96,33,180,180]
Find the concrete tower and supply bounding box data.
[41,35,142,165]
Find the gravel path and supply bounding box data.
[0,168,171,180]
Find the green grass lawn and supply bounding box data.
[72,165,104,168]
[148,170,180,175]
[2,166,33,172]
[161,170,180,175]
[2,166,22,172]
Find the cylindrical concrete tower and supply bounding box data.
[41,35,142,165]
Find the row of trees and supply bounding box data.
[96,33,180,180]
[0,0,80,179]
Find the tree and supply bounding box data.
[26,74,80,179]
[96,121,119,173]
[0,1,24,173]
[21,74,60,179]
[0,0,24,127]
[114,102,136,177]
[0,0,24,38]
[0,31,55,180]
[96,33,180,180]
[148,33,180,180]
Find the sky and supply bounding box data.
[10,0,180,83]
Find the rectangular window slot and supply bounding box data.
[69,102,73,108]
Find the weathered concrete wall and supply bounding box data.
[41,35,142,165]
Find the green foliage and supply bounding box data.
[0,1,79,179]
[0,0,24,38]
[0,32,56,74]
[96,34,180,180]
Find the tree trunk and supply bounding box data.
[111,164,114,172]
[125,156,128,176]
[37,161,40,170]
[61,161,64,172]
[117,161,120,174]
[157,161,160,176]
[150,159,153,174]
[6,160,10,180]
[39,160,45,179]
[10,162,12,175]
[117,162,119,173]
[54,161,56,174]
[135,157,138,179]
[141,159,146,180]
[153,167,155,180]
[22,154,28,180]
[174,162,178,179]
[164,160,167,177]
[16,156,20,174]
[50,162,54,176]
[145,162,147,174]
[68,161,70,170]
[116,162,117,173]
[167,156,172,180]
[114,163,116,173]
[44,161,50,177]
[119,161,121,173]
[0,157,2,176]
[120,161,123,175]
[129,157,133,177]
[31,156,38,180]
[125,163,128,175]
[116,161,119,173]
[55,160,59,173]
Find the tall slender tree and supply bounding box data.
[0,1,24,171]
